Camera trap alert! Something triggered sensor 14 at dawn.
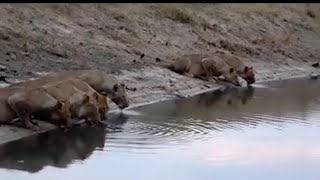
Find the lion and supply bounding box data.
[6,87,71,131]
[215,50,256,85]
[7,79,103,130]
[66,78,108,122]
[0,86,71,131]
[157,54,241,86]
[10,69,129,109]
[37,79,103,127]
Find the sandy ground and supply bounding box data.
[1,3,320,144]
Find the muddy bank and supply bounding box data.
[1,4,320,144]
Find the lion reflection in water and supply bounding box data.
[0,113,129,173]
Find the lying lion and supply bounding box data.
[10,69,129,110]
[215,50,256,85]
[7,79,105,130]
[158,54,241,86]
[201,56,241,86]
[1,78,107,130]
[157,51,256,86]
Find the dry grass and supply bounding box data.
[225,4,279,12]
[151,4,196,25]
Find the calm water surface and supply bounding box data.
[0,78,320,180]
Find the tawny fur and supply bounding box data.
[66,78,108,122]
[6,87,71,131]
[6,78,104,130]
[38,79,103,127]
[0,87,24,125]
[215,51,256,84]
[201,56,241,86]
[159,54,241,86]
[10,69,129,109]
[0,86,69,130]
[156,50,256,85]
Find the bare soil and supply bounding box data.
[1,3,320,144]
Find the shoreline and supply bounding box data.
[0,63,317,145]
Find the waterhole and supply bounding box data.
[0,78,319,180]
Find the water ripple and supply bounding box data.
[2,79,320,174]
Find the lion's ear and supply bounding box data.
[54,101,64,110]
[93,92,99,101]
[244,66,249,73]
[82,95,90,104]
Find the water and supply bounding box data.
[0,78,320,180]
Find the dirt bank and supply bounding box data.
[1,3,320,144]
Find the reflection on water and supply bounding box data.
[0,113,129,173]
[0,78,320,180]
[0,127,105,173]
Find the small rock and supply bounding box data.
[306,10,316,18]
[312,62,319,68]
[6,52,16,60]
[22,52,30,57]
[0,64,8,71]
[140,53,145,59]
[174,93,186,99]
[0,76,7,82]
[310,72,319,80]
[10,54,16,60]
[155,58,161,62]
[133,59,137,63]
[227,99,232,105]
[207,41,216,47]
[125,86,137,91]
[1,35,10,41]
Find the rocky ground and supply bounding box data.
[1,3,320,144]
